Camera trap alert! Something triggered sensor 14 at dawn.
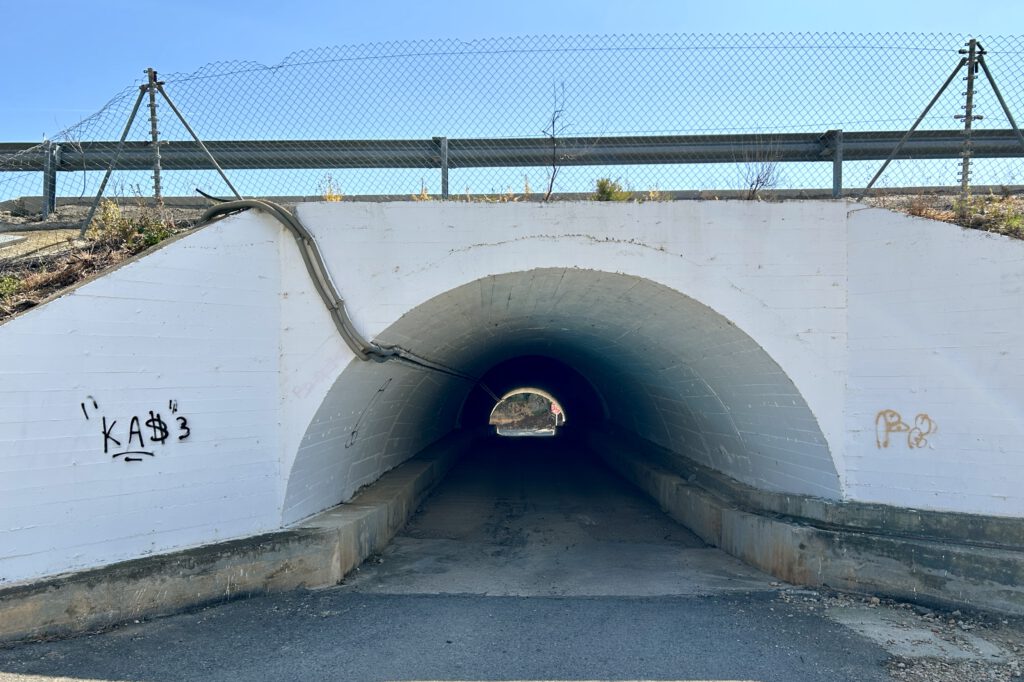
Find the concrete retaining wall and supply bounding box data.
[0,432,467,644]
[592,428,1024,616]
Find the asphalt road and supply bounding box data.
[0,437,895,681]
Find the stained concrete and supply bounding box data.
[0,432,468,644]
[590,427,1024,616]
[345,435,773,597]
[0,435,896,682]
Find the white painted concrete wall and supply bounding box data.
[288,201,850,506]
[3,199,1022,585]
[845,208,1024,515]
[288,201,1024,518]
[0,216,290,585]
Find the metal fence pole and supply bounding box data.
[155,83,242,199]
[859,55,967,199]
[827,129,843,198]
[146,68,163,207]
[436,136,449,199]
[42,140,59,218]
[80,87,148,235]
[957,39,981,217]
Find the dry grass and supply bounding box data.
[1,250,119,319]
[872,192,1024,239]
[0,201,194,322]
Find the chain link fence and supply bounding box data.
[3,32,1024,225]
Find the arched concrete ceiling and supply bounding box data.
[282,268,839,525]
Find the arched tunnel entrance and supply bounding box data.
[283,268,841,583]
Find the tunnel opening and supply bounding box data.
[488,387,566,437]
[285,268,840,570]
[464,355,604,439]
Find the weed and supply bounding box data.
[739,136,782,200]
[906,195,946,220]
[9,199,29,218]
[411,180,432,202]
[743,160,780,200]
[0,275,21,300]
[86,200,142,251]
[594,178,630,202]
[86,200,171,253]
[140,223,173,248]
[319,174,344,202]
[479,187,522,204]
[897,191,1024,238]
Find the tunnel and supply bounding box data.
[281,267,840,536]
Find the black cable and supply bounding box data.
[200,200,497,399]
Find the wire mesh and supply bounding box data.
[2,32,1024,223]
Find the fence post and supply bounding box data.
[827,129,843,198]
[435,136,449,199]
[146,68,163,208]
[42,141,59,218]
[956,39,982,218]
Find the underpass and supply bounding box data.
[1,200,1023,668]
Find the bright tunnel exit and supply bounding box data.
[488,387,566,437]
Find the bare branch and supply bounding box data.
[740,135,782,200]
[542,83,567,202]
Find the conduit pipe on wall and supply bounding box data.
[204,199,376,360]
[202,200,497,398]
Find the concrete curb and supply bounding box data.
[0,432,469,644]
[591,430,1024,616]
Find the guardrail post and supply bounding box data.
[435,136,449,199]
[831,129,843,198]
[42,141,59,219]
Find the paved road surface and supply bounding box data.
[0,437,902,681]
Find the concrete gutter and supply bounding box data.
[590,428,1024,616]
[0,432,470,644]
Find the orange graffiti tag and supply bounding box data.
[875,409,937,449]
[907,413,938,449]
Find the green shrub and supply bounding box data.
[594,178,630,201]
[87,200,170,252]
[0,275,22,299]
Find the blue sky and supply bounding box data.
[2,0,1023,141]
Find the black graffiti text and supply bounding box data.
[84,398,193,463]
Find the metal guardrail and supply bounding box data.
[4,129,1024,206]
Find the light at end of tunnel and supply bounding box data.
[488,387,567,437]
